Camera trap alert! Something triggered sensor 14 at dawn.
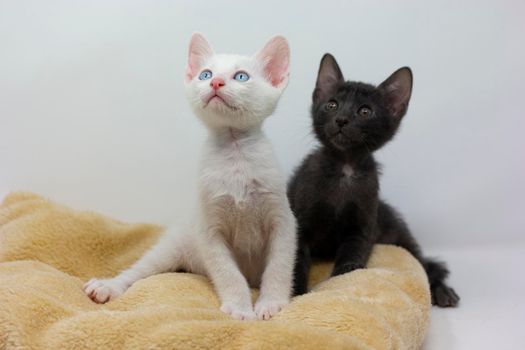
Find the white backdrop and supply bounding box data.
[1,1,524,253]
[1,1,525,349]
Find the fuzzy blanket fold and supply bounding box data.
[0,192,430,350]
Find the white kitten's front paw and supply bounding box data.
[254,299,288,320]
[220,302,256,321]
[83,278,127,304]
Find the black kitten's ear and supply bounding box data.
[378,67,413,118]
[313,54,344,102]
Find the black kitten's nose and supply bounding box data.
[335,117,349,127]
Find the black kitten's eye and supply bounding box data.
[325,101,338,111]
[358,106,372,117]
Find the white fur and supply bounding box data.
[342,164,354,177]
[84,34,297,321]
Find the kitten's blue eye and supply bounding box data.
[233,71,250,82]
[199,70,212,80]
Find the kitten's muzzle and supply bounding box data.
[327,125,364,145]
[335,117,349,128]
[204,92,237,111]
[210,77,225,91]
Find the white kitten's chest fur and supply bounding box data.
[201,130,283,202]
[199,129,287,286]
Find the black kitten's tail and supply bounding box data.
[377,201,460,307]
[423,259,460,307]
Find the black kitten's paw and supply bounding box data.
[331,262,365,277]
[431,283,460,307]
[292,283,308,297]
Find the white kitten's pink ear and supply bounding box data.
[378,67,413,119]
[256,36,290,88]
[185,33,214,82]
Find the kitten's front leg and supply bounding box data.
[292,235,311,296]
[202,230,256,321]
[331,226,375,277]
[255,210,297,320]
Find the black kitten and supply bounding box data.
[288,54,459,307]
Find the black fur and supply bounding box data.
[288,54,459,307]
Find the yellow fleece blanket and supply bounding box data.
[0,192,430,350]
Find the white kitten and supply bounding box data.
[84,33,297,321]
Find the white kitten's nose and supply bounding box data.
[211,77,225,90]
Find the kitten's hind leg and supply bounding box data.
[84,228,193,303]
[377,201,460,307]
